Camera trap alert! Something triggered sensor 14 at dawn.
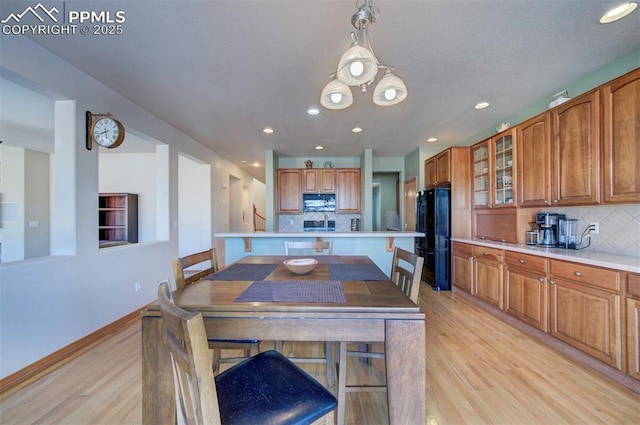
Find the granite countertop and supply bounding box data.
[216,231,424,238]
[451,237,640,274]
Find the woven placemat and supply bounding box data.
[207,263,278,281]
[235,280,346,303]
[329,263,389,281]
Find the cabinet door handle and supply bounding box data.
[538,277,544,283]
[543,199,548,204]
[549,280,556,285]
[574,271,582,277]
[552,199,558,203]
[483,252,489,256]
[519,259,525,264]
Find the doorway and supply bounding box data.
[372,172,400,231]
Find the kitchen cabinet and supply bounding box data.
[435,150,451,185]
[517,112,552,207]
[551,90,601,206]
[303,169,335,193]
[277,169,302,214]
[472,140,490,208]
[452,242,473,293]
[335,168,361,213]
[505,251,549,332]
[98,193,138,247]
[626,273,640,380]
[549,259,621,369]
[424,157,436,188]
[603,68,640,204]
[424,149,451,187]
[472,245,504,309]
[472,129,516,209]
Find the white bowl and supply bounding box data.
[283,258,318,275]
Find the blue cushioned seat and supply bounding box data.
[216,350,337,425]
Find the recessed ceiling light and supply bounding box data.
[315,145,324,150]
[427,137,438,143]
[240,160,247,163]
[352,127,363,133]
[263,127,274,134]
[600,1,637,23]
[474,101,490,110]
[307,108,320,116]
[252,162,261,167]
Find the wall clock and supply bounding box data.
[86,111,125,150]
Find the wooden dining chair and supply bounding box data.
[172,248,260,373]
[157,282,337,425]
[336,247,424,419]
[284,240,333,255]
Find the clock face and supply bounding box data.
[92,117,122,148]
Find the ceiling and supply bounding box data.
[6,0,640,181]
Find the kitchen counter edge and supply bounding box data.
[451,238,640,274]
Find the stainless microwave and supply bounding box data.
[302,193,336,212]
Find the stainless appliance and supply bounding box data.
[536,212,565,247]
[558,217,578,249]
[303,220,335,232]
[415,188,451,290]
[302,193,336,212]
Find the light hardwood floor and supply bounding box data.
[1,286,639,424]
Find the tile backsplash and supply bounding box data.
[550,204,640,257]
[278,212,362,233]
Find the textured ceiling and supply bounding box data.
[4,0,640,181]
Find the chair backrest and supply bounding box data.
[390,247,424,303]
[284,240,333,255]
[173,249,218,290]
[157,282,222,425]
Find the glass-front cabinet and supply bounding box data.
[473,129,517,209]
[473,141,490,208]
[493,132,515,206]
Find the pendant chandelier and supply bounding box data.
[320,0,407,110]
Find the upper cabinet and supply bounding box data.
[303,169,335,193]
[473,129,516,209]
[277,169,303,214]
[277,168,360,214]
[472,140,490,208]
[602,68,640,204]
[425,149,454,188]
[424,157,436,188]
[551,90,601,206]
[335,168,361,213]
[517,112,552,207]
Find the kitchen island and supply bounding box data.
[214,231,423,274]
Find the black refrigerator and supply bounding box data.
[415,188,451,290]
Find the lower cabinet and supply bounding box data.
[505,252,549,332]
[472,246,504,309]
[549,277,622,370]
[626,273,640,380]
[505,267,548,332]
[452,242,473,293]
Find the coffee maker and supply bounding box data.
[536,212,565,247]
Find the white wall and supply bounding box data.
[99,153,158,242]
[0,36,257,378]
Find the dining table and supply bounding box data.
[141,255,426,425]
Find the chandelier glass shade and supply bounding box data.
[320,77,354,110]
[320,0,407,110]
[372,69,407,106]
[336,44,378,86]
